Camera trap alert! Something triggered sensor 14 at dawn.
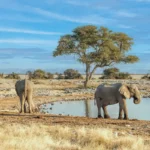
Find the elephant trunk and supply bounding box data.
[133,96,141,104]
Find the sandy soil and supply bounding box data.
[0,79,150,141]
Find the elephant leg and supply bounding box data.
[102,106,110,118]
[20,94,25,113]
[27,91,33,113]
[118,106,123,119]
[122,99,129,120]
[96,98,103,118]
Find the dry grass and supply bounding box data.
[0,122,149,150]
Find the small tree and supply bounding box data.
[47,72,54,79]
[32,69,46,79]
[101,68,131,79]
[64,69,82,79]
[57,73,65,79]
[53,25,139,88]
[103,68,119,78]
[5,72,20,79]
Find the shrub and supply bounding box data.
[116,72,132,79]
[64,69,83,79]
[103,68,119,77]
[5,72,21,79]
[141,74,150,80]
[32,69,46,79]
[101,68,131,79]
[46,72,54,79]
[57,74,65,79]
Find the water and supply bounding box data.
[40,98,150,120]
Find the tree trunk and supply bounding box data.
[84,64,90,88]
[89,65,98,80]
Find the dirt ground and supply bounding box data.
[0,79,150,141]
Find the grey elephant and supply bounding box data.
[94,83,141,120]
[15,79,34,113]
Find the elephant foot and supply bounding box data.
[124,114,129,120]
[118,117,123,120]
[118,116,123,120]
[104,114,110,119]
[124,117,129,120]
[97,115,103,119]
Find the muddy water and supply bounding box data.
[40,98,150,120]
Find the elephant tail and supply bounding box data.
[24,79,27,99]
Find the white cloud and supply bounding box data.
[116,11,137,18]
[136,0,150,2]
[118,24,132,29]
[0,14,48,23]
[32,8,115,25]
[0,39,57,45]
[0,27,62,35]
[64,0,110,9]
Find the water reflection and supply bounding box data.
[40,98,150,120]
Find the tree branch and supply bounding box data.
[89,65,98,80]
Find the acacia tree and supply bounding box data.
[53,25,139,88]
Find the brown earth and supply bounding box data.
[0,79,150,141]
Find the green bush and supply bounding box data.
[32,69,46,79]
[116,72,132,79]
[46,72,54,79]
[64,69,83,79]
[100,68,131,79]
[141,74,150,80]
[57,74,65,79]
[5,72,21,79]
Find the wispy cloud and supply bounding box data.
[0,14,48,23]
[0,27,62,35]
[136,0,150,2]
[65,0,107,8]
[116,11,137,18]
[118,24,133,29]
[0,39,57,45]
[32,7,115,25]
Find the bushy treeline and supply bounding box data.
[0,68,134,80]
[27,69,82,79]
[141,74,150,80]
[0,69,83,80]
[100,68,132,79]
[27,69,54,79]
[58,69,83,79]
[5,72,21,79]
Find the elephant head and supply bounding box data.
[119,84,141,104]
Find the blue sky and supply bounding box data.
[0,0,150,74]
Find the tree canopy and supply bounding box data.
[53,25,139,87]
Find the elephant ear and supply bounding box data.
[119,84,130,99]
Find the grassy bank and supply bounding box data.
[0,122,148,150]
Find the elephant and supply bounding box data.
[94,83,141,120]
[15,79,34,113]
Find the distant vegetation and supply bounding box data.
[141,74,150,80]
[57,69,82,79]
[101,68,132,79]
[5,72,21,79]
[64,69,83,79]
[53,25,139,87]
[0,73,3,78]
[27,69,54,79]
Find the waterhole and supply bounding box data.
[40,98,150,120]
